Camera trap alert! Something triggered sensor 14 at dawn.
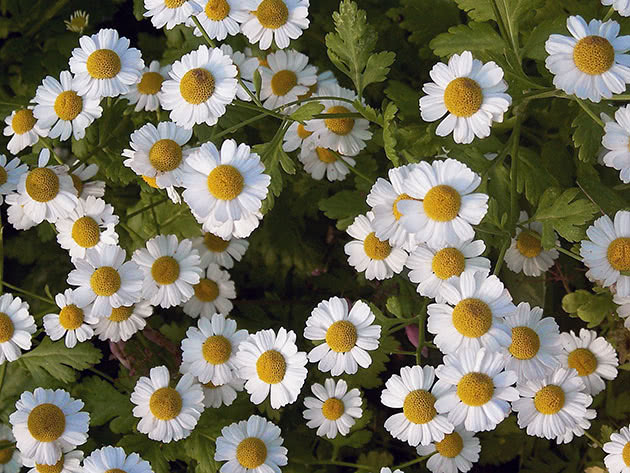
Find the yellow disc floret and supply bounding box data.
[207,164,244,200]
[452,298,493,338]
[194,278,220,302]
[151,256,180,285]
[11,109,37,134]
[255,0,289,29]
[202,335,232,365]
[149,139,183,172]
[508,326,540,360]
[142,175,159,189]
[205,0,230,20]
[533,384,565,415]
[104,469,126,473]
[149,387,183,420]
[516,231,542,258]
[325,320,358,353]
[54,91,83,121]
[58,304,84,330]
[403,389,437,424]
[315,147,337,163]
[25,168,60,203]
[457,372,494,406]
[27,403,66,442]
[432,247,466,280]
[271,70,298,96]
[567,348,598,376]
[573,35,615,75]
[0,313,14,343]
[204,232,230,252]
[256,349,286,384]
[297,124,313,139]
[36,457,64,473]
[86,49,121,79]
[443,77,483,118]
[180,68,215,104]
[423,185,461,222]
[363,232,392,260]
[236,437,268,469]
[165,0,186,7]
[392,193,416,221]
[90,266,121,296]
[0,440,13,465]
[322,398,345,420]
[325,106,354,136]
[623,442,630,467]
[71,216,101,248]
[435,432,464,458]
[109,305,133,322]
[607,237,630,271]
[71,174,84,195]
[138,72,164,95]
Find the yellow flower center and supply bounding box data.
[104,470,126,473]
[432,247,466,280]
[435,432,464,458]
[202,335,232,364]
[325,320,357,353]
[149,387,183,420]
[203,232,230,252]
[321,398,345,420]
[236,437,268,469]
[0,166,7,186]
[516,231,542,258]
[0,313,14,343]
[54,91,83,122]
[297,124,313,139]
[443,77,483,118]
[149,139,183,172]
[423,185,461,222]
[205,0,230,20]
[623,442,630,466]
[25,168,60,203]
[392,193,417,221]
[194,278,219,302]
[151,256,180,285]
[255,0,289,29]
[457,372,494,406]
[315,147,337,163]
[203,381,218,388]
[567,348,598,376]
[35,456,64,473]
[207,164,244,200]
[607,237,630,271]
[27,403,66,442]
[86,49,121,79]
[71,174,84,195]
[11,109,36,134]
[271,70,298,96]
[573,35,615,75]
[508,326,540,360]
[58,304,84,330]
[452,298,492,338]
[0,440,13,465]
[363,232,392,260]
[142,175,159,189]
[109,305,133,322]
[533,385,565,415]
[403,389,437,424]
[180,68,215,104]
[137,72,164,95]
[165,0,186,7]
[90,266,122,297]
[256,349,286,384]
[71,216,101,248]
[325,106,354,136]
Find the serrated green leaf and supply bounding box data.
[516,147,560,205]
[453,0,494,21]
[73,376,135,434]
[572,111,605,163]
[562,289,615,328]
[318,190,368,230]
[430,22,505,57]
[383,101,399,166]
[289,102,325,123]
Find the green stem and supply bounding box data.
[576,98,604,128]
[149,197,161,234]
[490,0,510,45]
[493,239,510,276]
[311,112,363,119]
[0,363,7,395]
[521,88,565,101]
[416,307,426,365]
[0,281,55,305]
[308,461,372,470]
[274,95,356,111]
[603,6,615,22]
[214,112,269,139]
[510,115,521,228]
[333,151,372,184]
[40,138,64,165]
[556,246,583,262]
[584,430,603,448]
[126,197,169,219]
[232,100,286,120]
[394,454,434,470]
[119,222,146,242]
[390,350,417,356]
[88,367,117,385]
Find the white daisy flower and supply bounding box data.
[304,296,381,376]
[504,302,563,382]
[259,49,316,109]
[144,0,201,29]
[615,293,630,329]
[182,263,236,318]
[22,449,83,473]
[308,70,339,98]
[303,379,363,439]
[92,300,153,342]
[190,0,249,41]
[602,104,630,183]
[344,212,408,281]
[406,239,491,302]
[192,232,249,269]
[603,0,630,17]
[160,45,237,129]
[33,71,102,141]
[139,175,182,204]
[5,193,36,231]
[69,29,143,98]
[298,145,355,182]
[67,244,144,317]
[417,426,481,473]
[3,108,48,155]
[305,85,372,157]
[55,196,119,259]
[218,45,259,101]
[419,51,511,144]
[69,162,105,199]
[0,425,20,473]
[380,469,403,473]
[427,272,515,354]
[396,159,488,247]
[0,293,35,365]
[83,446,152,473]
[604,426,630,473]
[131,365,204,443]
[123,60,171,112]
[182,140,271,239]
[581,211,630,297]
[381,366,454,447]
[235,327,308,409]
[511,367,593,439]
[215,415,287,472]
[282,120,314,152]
[554,407,596,445]
[559,328,619,396]
[43,289,98,349]
[241,0,310,50]
[505,211,559,277]
[9,388,89,465]
[0,155,28,204]
[122,121,193,188]
[545,16,630,103]
[16,149,78,224]
[201,377,245,408]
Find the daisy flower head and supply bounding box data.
[131,365,204,443]
[235,327,308,408]
[5,193,36,231]
[69,162,105,199]
[298,145,355,182]
[0,155,28,204]
[381,365,454,447]
[417,426,481,473]
[305,85,372,156]
[602,104,630,183]
[560,328,619,395]
[3,108,48,155]
[615,293,630,328]
[201,377,245,408]
[190,0,250,41]
[504,302,563,382]
[33,71,102,141]
[259,49,317,109]
[0,425,20,473]
[554,407,596,445]
[396,159,488,246]
[308,70,339,98]
[69,29,144,98]
[192,232,249,269]
[144,0,201,29]
[123,121,193,188]
[406,239,491,302]
[55,196,119,259]
[303,379,363,439]
[282,120,315,152]
[603,0,630,17]
[9,388,89,465]
[505,211,559,277]
[511,367,593,439]
[604,426,630,473]
[0,293,35,364]
[22,449,83,473]
[16,149,78,224]
[241,0,310,50]
[92,300,153,342]
[304,297,381,376]
[419,50,511,144]
[545,16,630,102]
[427,271,515,354]
[83,446,152,473]
[43,289,98,349]
[123,60,171,112]
[215,415,287,473]
[344,212,408,281]
[67,244,143,317]
[581,210,630,297]
[132,234,202,309]
[160,45,237,129]
[183,263,236,318]
[182,139,271,239]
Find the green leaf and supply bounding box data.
[523,17,566,60]
[132,0,145,20]
[289,102,325,123]
[452,0,495,21]
[318,190,368,230]
[383,102,399,166]
[576,162,629,215]
[118,434,176,473]
[72,377,135,434]
[361,51,396,89]
[562,289,615,328]
[516,147,560,205]
[430,22,506,57]
[572,111,605,163]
